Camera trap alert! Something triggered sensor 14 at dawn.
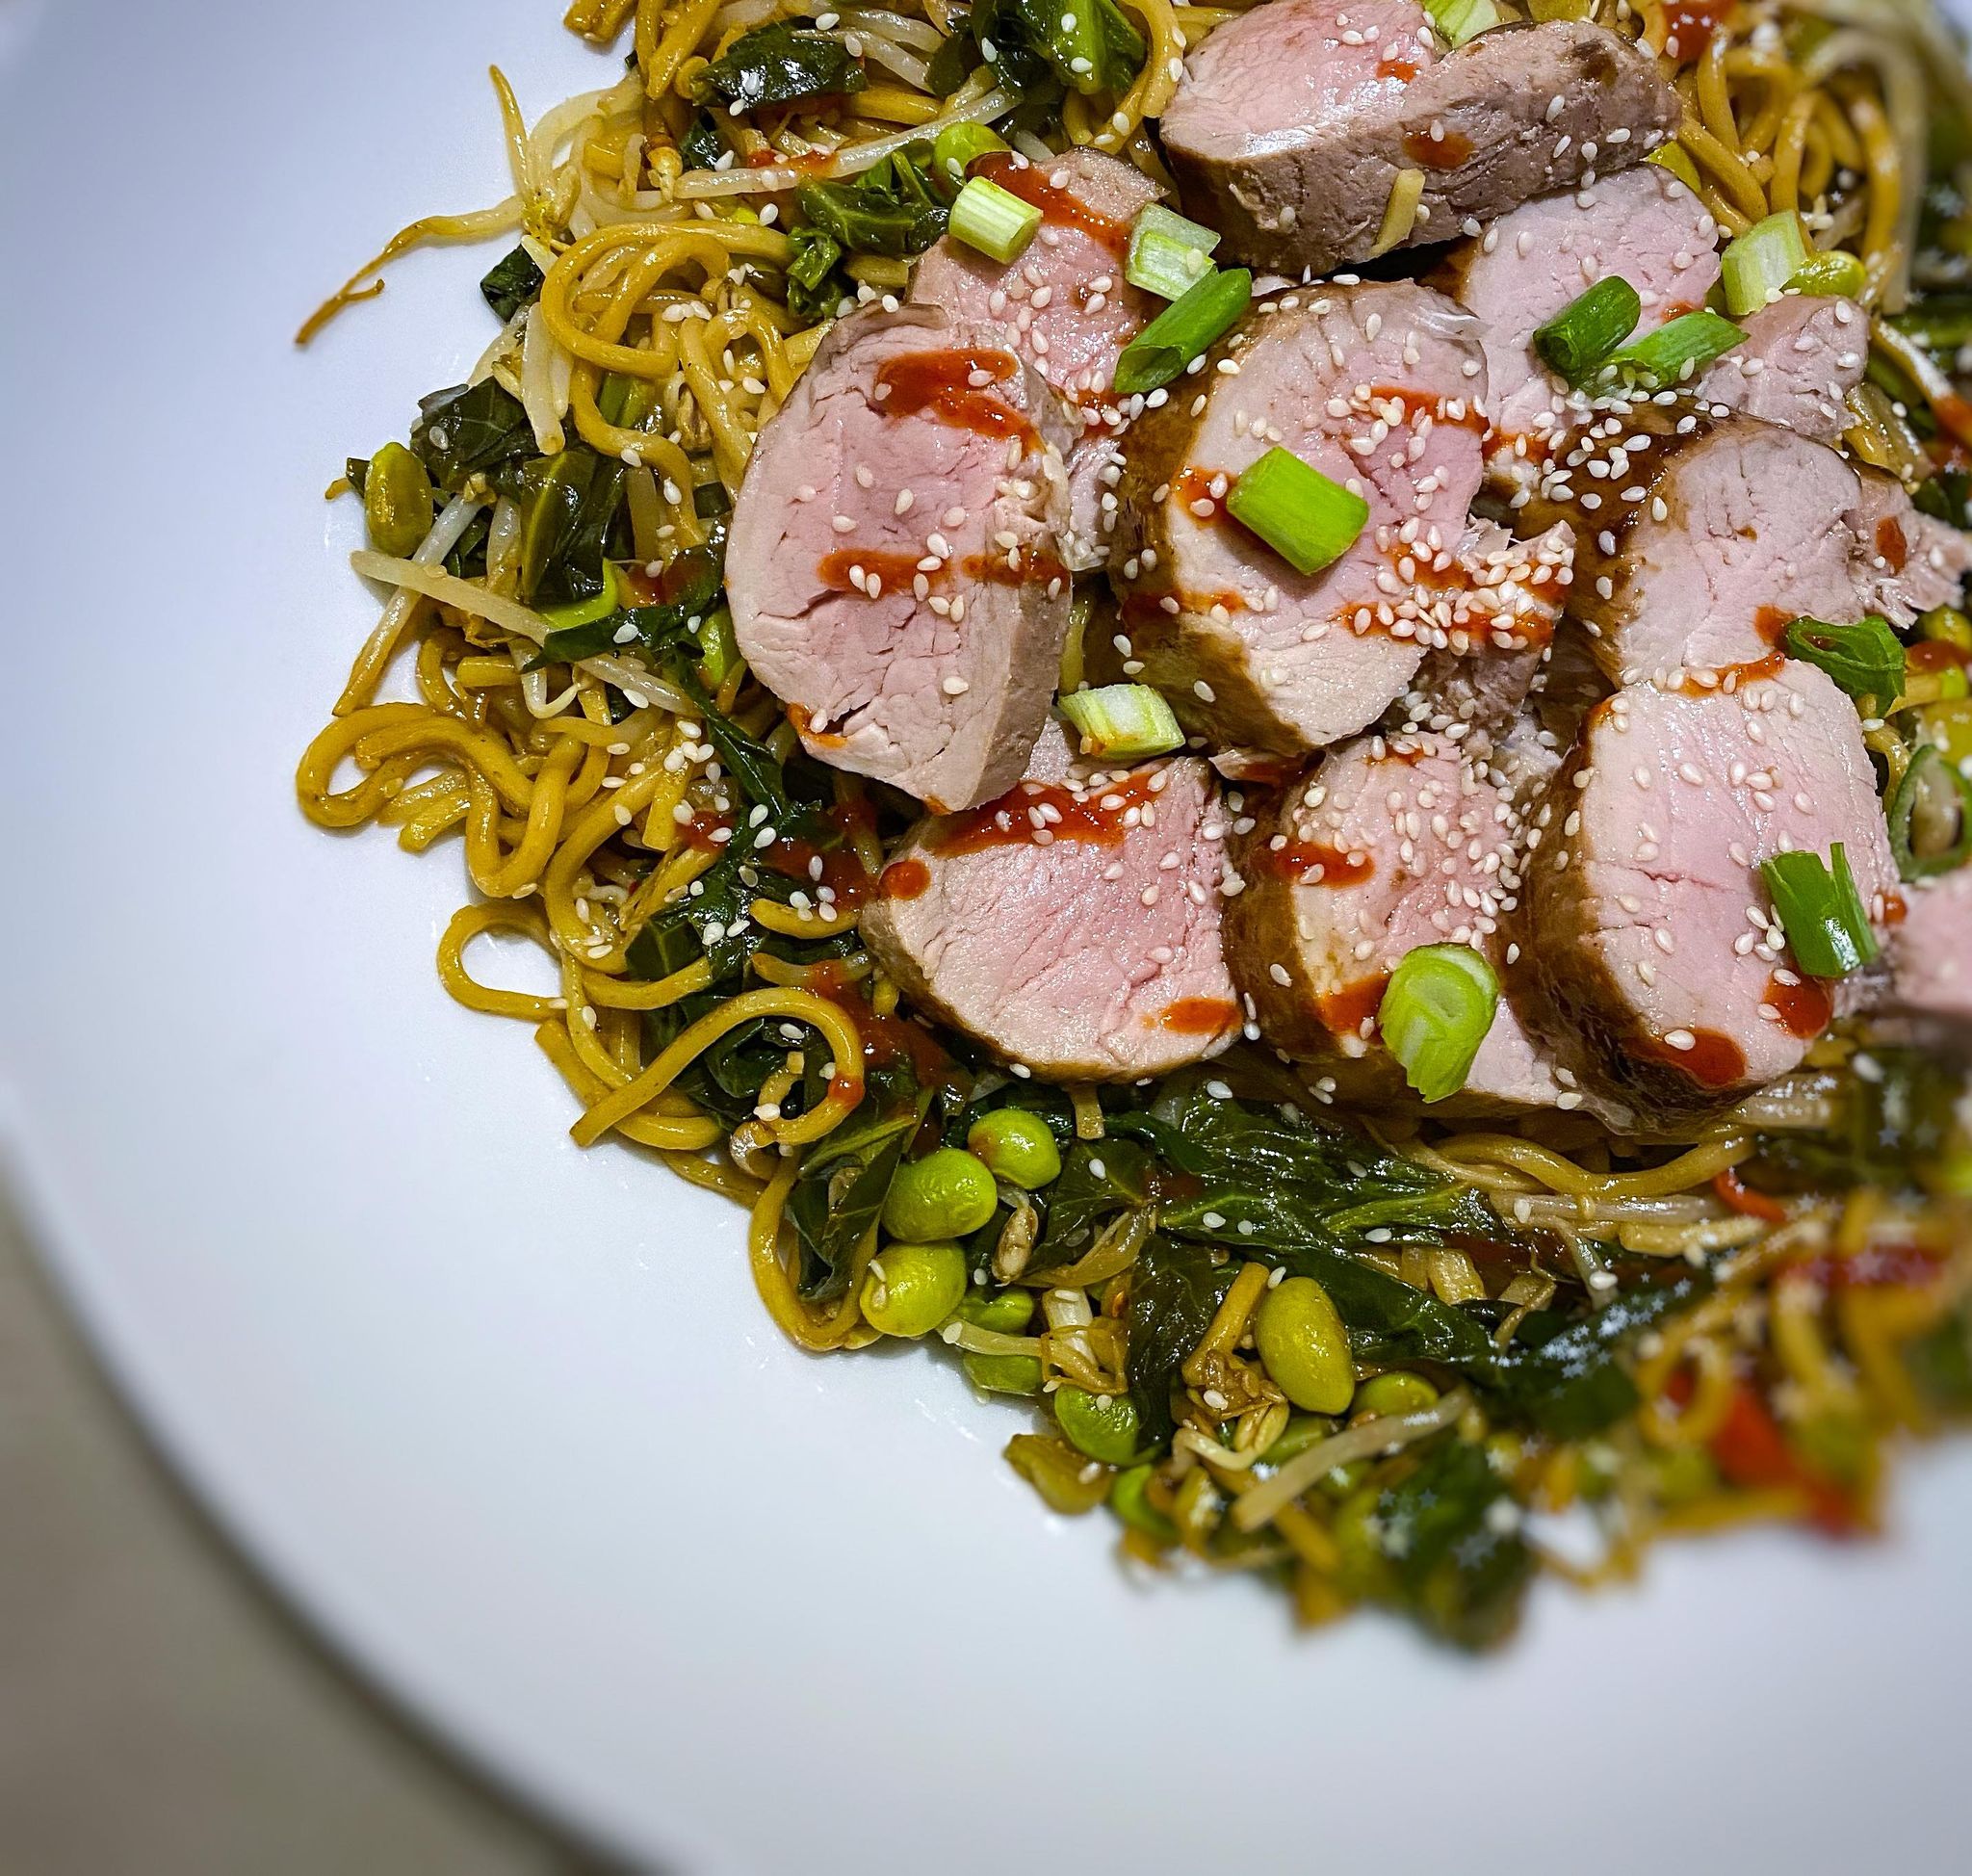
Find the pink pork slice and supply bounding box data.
[1109,280,1542,764]
[1694,294,1867,442]
[1518,661,1900,1124]
[909,147,1162,571]
[728,305,1075,814]
[860,721,1241,1080]
[1889,866,1972,1026]
[1228,726,1572,1113]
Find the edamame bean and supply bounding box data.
[963,1352,1044,1394]
[1355,1371,1439,1418]
[965,1108,1062,1189]
[1254,1276,1355,1414]
[1109,1464,1177,1542]
[882,1147,999,1239]
[1260,1414,1336,1466]
[859,1240,967,1338]
[363,441,434,558]
[1054,1387,1142,1466]
[1786,248,1867,300]
[956,1288,1034,1334]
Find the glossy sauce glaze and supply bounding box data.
[1764,970,1833,1039]
[1402,127,1473,170]
[1317,976,1387,1036]
[968,151,1131,257]
[929,770,1166,855]
[874,349,1031,440]
[1159,997,1238,1035]
[1258,840,1375,886]
[1644,1028,1748,1087]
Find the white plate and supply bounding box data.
[4,4,1970,1869]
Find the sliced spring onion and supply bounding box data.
[1532,276,1641,383]
[1760,845,1881,977]
[1786,248,1868,300]
[932,120,1007,181]
[1223,447,1369,576]
[1422,0,1501,45]
[1380,944,1500,1104]
[1648,143,1703,193]
[1721,210,1810,317]
[1126,203,1220,300]
[1057,683,1184,759]
[1599,309,1744,388]
[1112,267,1252,397]
[948,175,1041,263]
[1783,613,1906,709]
[1887,743,1972,880]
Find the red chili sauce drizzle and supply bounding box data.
[879,856,932,900]
[1161,998,1239,1035]
[759,801,885,910]
[968,150,1131,258]
[1672,649,1786,693]
[1644,1028,1747,1087]
[1317,976,1388,1036]
[1377,52,1420,82]
[1753,605,1794,647]
[1907,639,1971,674]
[929,770,1165,855]
[1119,588,1249,628]
[874,349,1031,441]
[1402,127,1472,171]
[802,961,953,1086]
[1258,840,1375,887]
[1171,465,1235,524]
[817,547,930,595]
[1877,515,1909,572]
[1659,0,1737,64]
[961,550,1072,589]
[1765,970,1833,1040]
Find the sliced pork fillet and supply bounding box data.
[1694,295,1867,442]
[1436,164,1721,478]
[1161,5,1679,278]
[1519,412,1972,682]
[729,306,1075,814]
[1227,727,1574,1113]
[1518,662,1899,1124]
[861,723,1240,1079]
[1109,281,1560,764]
[1889,868,1972,1026]
[909,148,1161,570]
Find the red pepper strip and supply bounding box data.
[1713,1166,1788,1224]
[1708,1384,1858,1535]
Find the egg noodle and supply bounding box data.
[298,0,1972,1644]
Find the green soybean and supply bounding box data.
[963,1352,1045,1394]
[965,1108,1062,1189]
[881,1147,999,1240]
[1260,1414,1336,1466]
[1054,1388,1142,1466]
[1254,1276,1355,1414]
[363,441,434,558]
[956,1288,1035,1334]
[859,1240,967,1338]
[1109,1465,1178,1542]
[1355,1371,1439,1418]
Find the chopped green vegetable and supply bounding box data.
[965,1351,1046,1394]
[1784,613,1905,708]
[948,174,1042,262]
[985,0,1147,96]
[1125,203,1220,300]
[931,119,1006,180]
[1380,944,1500,1104]
[1601,308,1744,388]
[479,245,544,323]
[689,22,865,112]
[1787,248,1868,300]
[1648,142,1703,193]
[1422,0,1501,46]
[1223,446,1369,576]
[1108,1464,1178,1541]
[1887,743,1972,879]
[412,378,537,493]
[679,111,726,171]
[795,146,951,264]
[922,28,976,97]
[1721,210,1811,316]
[1112,267,1252,396]
[1532,275,1641,382]
[1760,844,1881,977]
[1057,683,1185,759]
[1124,1237,1233,1441]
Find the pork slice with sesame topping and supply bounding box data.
[1434,164,1721,484]
[1692,295,1866,442]
[860,721,1240,1080]
[1108,281,1501,764]
[729,305,1075,814]
[1160,5,1679,279]
[1518,412,1972,683]
[1226,728,1575,1113]
[1517,663,1898,1124]
[908,148,1162,571]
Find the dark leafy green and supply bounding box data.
[787,1070,931,1298]
[1491,1277,1704,1439]
[1752,1046,1961,1191]
[345,456,371,496]
[680,111,726,170]
[797,147,951,259]
[1366,1440,1534,1650]
[973,0,1143,97]
[1907,1296,1972,1412]
[785,223,846,321]
[480,246,545,322]
[922,29,974,95]
[1890,292,1972,358]
[691,22,866,111]
[412,379,537,492]
[1124,1238,1232,1441]
[1915,466,1972,530]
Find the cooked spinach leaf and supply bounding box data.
[1491,1276,1704,1438]
[516,448,628,605]
[1365,1440,1534,1651]
[412,378,538,492]
[788,1071,931,1299]
[680,110,726,170]
[480,245,544,322]
[785,223,847,321]
[1751,1046,1960,1191]
[691,22,866,111]
[797,147,951,259]
[1124,1237,1232,1442]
